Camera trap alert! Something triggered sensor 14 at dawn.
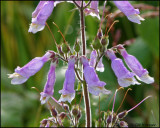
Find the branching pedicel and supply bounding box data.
[8,1,154,127]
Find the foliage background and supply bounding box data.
[1,1,159,127]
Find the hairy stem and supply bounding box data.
[79,2,91,127]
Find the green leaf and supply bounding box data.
[127,37,152,68]
[136,18,159,58]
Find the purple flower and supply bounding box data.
[28,1,55,33]
[84,1,100,19]
[80,56,110,96]
[89,50,104,72]
[117,45,154,84]
[8,51,54,85]
[40,59,58,104]
[113,1,145,24]
[106,49,140,87]
[58,56,77,103]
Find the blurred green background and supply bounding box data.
[1,1,159,127]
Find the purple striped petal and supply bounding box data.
[113,1,145,24]
[58,56,77,103]
[8,51,54,85]
[80,56,110,96]
[89,50,104,72]
[40,59,57,104]
[106,49,140,87]
[117,45,154,84]
[29,1,54,33]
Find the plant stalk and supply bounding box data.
[79,2,91,127]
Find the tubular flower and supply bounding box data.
[84,1,100,19]
[106,49,140,87]
[89,50,104,72]
[8,51,55,85]
[59,56,77,103]
[80,56,110,96]
[28,1,55,33]
[117,45,154,84]
[40,58,58,104]
[113,1,145,24]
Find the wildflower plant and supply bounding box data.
[8,1,156,127]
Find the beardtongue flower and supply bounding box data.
[80,56,110,96]
[58,56,77,103]
[117,45,154,84]
[40,58,58,104]
[89,50,104,72]
[106,49,140,87]
[8,51,55,85]
[113,1,145,24]
[84,1,100,19]
[28,1,55,34]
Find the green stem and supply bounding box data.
[79,2,91,127]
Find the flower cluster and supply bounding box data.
[9,1,153,104]
[105,45,154,87]
[8,53,111,104]
[40,104,82,127]
[8,1,154,127]
[28,1,144,34]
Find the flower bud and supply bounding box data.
[72,106,79,117]
[77,111,82,120]
[59,112,67,120]
[62,43,70,53]
[57,45,64,56]
[51,107,58,117]
[117,110,128,119]
[106,113,117,125]
[63,104,69,111]
[119,121,128,127]
[97,29,103,40]
[112,114,117,124]
[74,40,80,52]
[101,36,109,46]
[40,119,47,127]
[92,38,102,50]
[106,115,112,124]
[104,111,112,120]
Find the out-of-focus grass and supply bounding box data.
[1,1,159,127]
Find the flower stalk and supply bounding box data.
[79,1,91,127]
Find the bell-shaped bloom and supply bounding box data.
[28,1,55,33]
[58,56,77,103]
[89,50,104,72]
[106,49,140,87]
[113,1,145,24]
[80,56,110,96]
[84,1,100,19]
[8,51,54,85]
[40,59,58,104]
[117,45,154,84]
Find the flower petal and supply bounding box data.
[11,75,28,85]
[127,14,145,24]
[118,77,140,87]
[58,93,75,103]
[28,23,45,34]
[117,45,154,84]
[136,74,154,84]
[113,1,144,24]
[40,92,50,104]
[88,86,111,96]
